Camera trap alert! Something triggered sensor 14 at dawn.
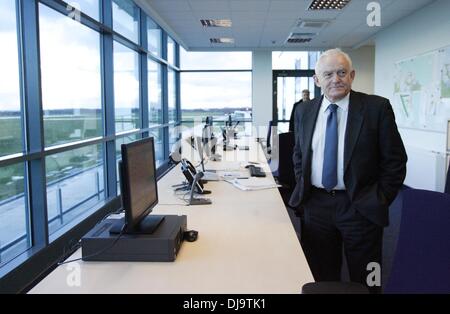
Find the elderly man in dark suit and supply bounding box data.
[289,48,407,293]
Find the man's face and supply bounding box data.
[302,91,310,101]
[314,54,355,102]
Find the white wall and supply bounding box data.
[345,46,375,95]
[252,51,273,137]
[374,0,450,191]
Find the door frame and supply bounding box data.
[272,69,320,124]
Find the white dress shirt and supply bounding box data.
[310,93,349,190]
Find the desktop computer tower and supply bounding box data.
[81,215,187,262]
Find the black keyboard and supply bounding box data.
[248,165,266,177]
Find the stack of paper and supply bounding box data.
[226,177,281,191]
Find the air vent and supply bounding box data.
[308,0,351,10]
[200,19,232,27]
[297,20,329,29]
[210,37,235,44]
[286,32,315,44]
[287,38,312,43]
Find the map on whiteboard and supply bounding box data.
[393,47,450,132]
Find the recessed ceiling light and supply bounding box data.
[210,37,235,44]
[308,0,351,10]
[200,19,232,27]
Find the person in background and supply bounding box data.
[289,89,311,132]
[289,48,407,293]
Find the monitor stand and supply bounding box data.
[109,215,165,235]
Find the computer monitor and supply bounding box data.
[205,116,213,126]
[110,137,164,234]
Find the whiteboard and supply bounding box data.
[393,46,450,133]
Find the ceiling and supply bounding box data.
[140,0,436,51]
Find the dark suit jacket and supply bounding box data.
[289,100,303,133]
[288,90,407,227]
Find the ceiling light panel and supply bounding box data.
[308,0,351,10]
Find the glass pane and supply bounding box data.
[0,163,30,267]
[272,51,321,70]
[168,69,177,123]
[277,77,315,123]
[116,134,139,193]
[181,72,252,126]
[39,4,102,147]
[114,41,140,133]
[112,0,139,43]
[65,0,99,21]
[0,0,22,157]
[180,48,252,70]
[169,125,180,157]
[167,36,175,65]
[148,59,162,126]
[46,144,104,235]
[148,128,164,167]
[147,16,161,57]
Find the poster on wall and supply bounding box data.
[393,46,450,133]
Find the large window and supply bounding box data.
[147,17,161,57]
[180,50,252,70]
[0,0,30,268]
[46,145,104,236]
[67,0,99,21]
[272,51,320,70]
[180,50,252,129]
[0,163,29,268]
[114,41,140,132]
[39,4,102,147]
[167,36,175,65]
[0,0,179,291]
[168,68,177,123]
[0,0,22,157]
[112,0,139,43]
[148,59,162,126]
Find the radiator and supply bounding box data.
[404,146,447,192]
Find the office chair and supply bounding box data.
[384,189,450,293]
[266,120,275,155]
[270,132,296,207]
[302,188,450,294]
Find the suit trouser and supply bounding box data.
[301,187,383,293]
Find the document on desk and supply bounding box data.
[226,177,281,191]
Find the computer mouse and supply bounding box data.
[184,230,198,242]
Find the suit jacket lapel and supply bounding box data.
[344,91,364,173]
[302,96,322,174]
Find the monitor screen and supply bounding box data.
[116,137,163,234]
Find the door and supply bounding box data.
[273,70,320,133]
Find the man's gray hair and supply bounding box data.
[315,48,353,75]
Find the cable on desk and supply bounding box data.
[57,223,127,266]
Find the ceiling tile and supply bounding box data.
[230,0,270,11]
[188,0,230,11]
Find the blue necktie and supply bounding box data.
[322,104,338,191]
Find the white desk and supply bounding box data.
[30,138,313,293]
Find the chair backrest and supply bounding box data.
[266,120,275,150]
[445,164,450,194]
[274,132,296,188]
[385,189,450,294]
